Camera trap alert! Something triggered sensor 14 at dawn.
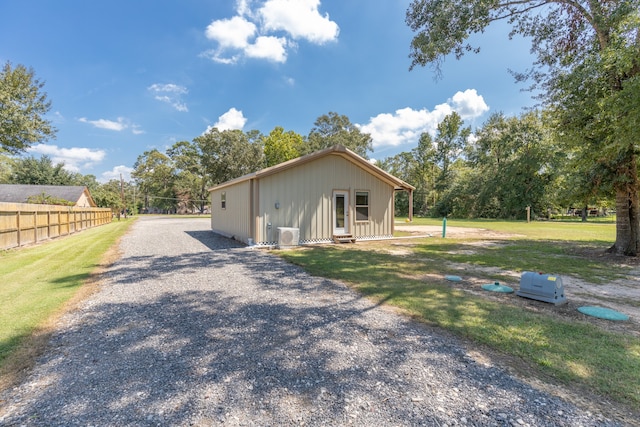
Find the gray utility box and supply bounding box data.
[517,271,567,305]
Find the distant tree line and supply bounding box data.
[131,112,372,213]
[380,111,614,220]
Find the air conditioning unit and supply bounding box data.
[277,227,299,249]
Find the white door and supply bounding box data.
[333,191,349,235]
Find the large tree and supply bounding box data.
[9,155,81,185]
[263,126,304,167]
[434,112,470,190]
[406,0,640,254]
[465,111,560,219]
[0,154,15,183]
[167,140,211,213]
[194,128,264,185]
[0,62,56,154]
[305,112,373,158]
[132,149,177,212]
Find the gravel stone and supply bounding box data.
[0,217,625,426]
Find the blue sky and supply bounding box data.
[1,0,537,182]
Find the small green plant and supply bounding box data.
[26,192,75,206]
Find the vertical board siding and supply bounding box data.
[210,181,251,243]
[210,152,404,245]
[256,154,394,244]
[0,203,112,250]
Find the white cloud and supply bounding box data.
[358,104,452,147]
[449,89,489,119]
[259,0,339,44]
[201,49,241,65]
[215,107,247,130]
[78,117,142,134]
[244,36,288,62]
[79,117,127,131]
[357,89,489,148]
[205,15,256,49]
[28,144,106,173]
[236,0,252,16]
[204,108,248,133]
[203,0,338,64]
[100,165,134,183]
[148,83,189,112]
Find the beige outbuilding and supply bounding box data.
[209,145,414,246]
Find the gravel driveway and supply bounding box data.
[0,217,622,426]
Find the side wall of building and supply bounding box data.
[210,180,252,243]
[255,154,394,245]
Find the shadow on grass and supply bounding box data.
[411,239,626,283]
[282,246,640,407]
[49,272,97,289]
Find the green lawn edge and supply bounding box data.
[278,236,640,408]
[0,218,136,367]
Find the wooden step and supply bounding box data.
[333,234,356,244]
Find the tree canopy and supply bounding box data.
[8,155,81,186]
[263,126,304,167]
[0,61,56,154]
[406,0,640,254]
[306,112,373,158]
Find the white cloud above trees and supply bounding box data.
[358,89,489,148]
[100,165,134,183]
[204,108,248,133]
[259,0,339,44]
[203,0,338,64]
[78,117,143,134]
[28,144,106,173]
[449,89,490,119]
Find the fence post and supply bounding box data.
[17,210,21,247]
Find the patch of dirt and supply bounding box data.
[396,224,524,239]
[390,224,640,337]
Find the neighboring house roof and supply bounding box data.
[209,145,415,192]
[0,184,97,207]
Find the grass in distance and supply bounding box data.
[398,216,616,242]
[0,218,135,386]
[279,220,640,408]
[398,217,620,283]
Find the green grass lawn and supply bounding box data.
[0,218,135,371]
[279,220,640,408]
[398,216,616,242]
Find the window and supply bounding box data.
[355,191,369,221]
[221,192,226,210]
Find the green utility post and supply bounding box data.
[442,217,447,238]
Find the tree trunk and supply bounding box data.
[609,155,640,256]
[581,205,588,222]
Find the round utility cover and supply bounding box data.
[481,283,514,293]
[445,275,462,282]
[577,306,629,321]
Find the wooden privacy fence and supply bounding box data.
[0,202,112,250]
